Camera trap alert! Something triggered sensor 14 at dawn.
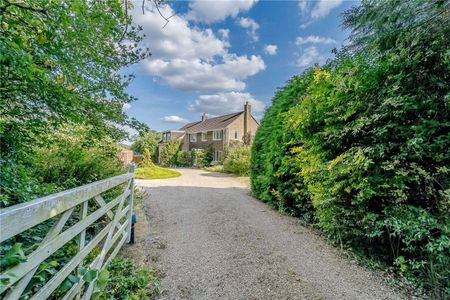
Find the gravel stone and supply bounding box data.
[136,168,402,300]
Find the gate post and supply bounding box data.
[126,163,135,243]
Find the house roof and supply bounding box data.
[179,112,243,133]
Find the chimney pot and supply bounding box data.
[244,101,251,114]
[202,113,208,122]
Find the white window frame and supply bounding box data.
[234,129,238,140]
[212,130,222,141]
[214,151,222,162]
[190,133,196,142]
[201,132,207,141]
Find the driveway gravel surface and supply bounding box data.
[136,168,402,300]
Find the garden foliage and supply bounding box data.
[223,144,251,176]
[0,0,151,297]
[160,143,215,168]
[159,139,182,167]
[131,130,161,162]
[105,258,160,299]
[251,0,449,296]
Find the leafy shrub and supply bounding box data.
[223,144,251,176]
[191,149,206,167]
[251,73,314,217]
[105,258,160,299]
[131,130,161,162]
[191,145,214,168]
[251,0,449,296]
[176,150,193,167]
[202,144,214,167]
[0,159,55,207]
[159,139,182,167]
[31,124,125,189]
[141,148,155,167]
[204,165,224,173]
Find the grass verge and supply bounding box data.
[135,165,181,179]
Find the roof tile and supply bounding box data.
[179,112,243,133]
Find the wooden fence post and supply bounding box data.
[126,163,135,243]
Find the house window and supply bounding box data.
[201,132,207,141]
[190,133,196,142]
[213,130,222,140]
[214,151,222,162]
[234,129,238,140]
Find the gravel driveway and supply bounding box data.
[136,168,401,300]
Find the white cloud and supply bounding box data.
[238,17,259,42]
[296,46,326,68]
[123,103,131,110]
[162,115,190,124]
[133,3,265,92]
[218,28,230,47]
[299,0,343,27]
[264,44,278,55]
[298,0,309,15]
[188,92,266,115]
[133,5,227,62]
[218,28,230,40]
[144,55,265,92]
[186,0,258,23]
[311,0,343,19]
[296,35,337,45]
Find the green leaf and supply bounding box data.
[82,270,98,283]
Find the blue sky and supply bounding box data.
[125,0,357,132]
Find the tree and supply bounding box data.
[141,148,155,167]
[131,130,161,162]
[0,0,149,160]
[159,140,181,167]
[0,0,149,206]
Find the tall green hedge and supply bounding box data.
[251,0,449,296]
[251,74,315,221]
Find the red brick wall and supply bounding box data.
[119,150,133,166]
[187,131,224,152]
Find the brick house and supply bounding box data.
[158,102,259,163]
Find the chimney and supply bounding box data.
[244,101,251,137]
[201,112,208,122]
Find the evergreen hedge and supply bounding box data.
[251,0,449,296]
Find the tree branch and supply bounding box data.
[151,0,176,28]
[117,0,129,44]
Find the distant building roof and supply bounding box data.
[179,112,243,133]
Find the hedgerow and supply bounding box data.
[251,0,449,296]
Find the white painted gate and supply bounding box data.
[0,166,135,299]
